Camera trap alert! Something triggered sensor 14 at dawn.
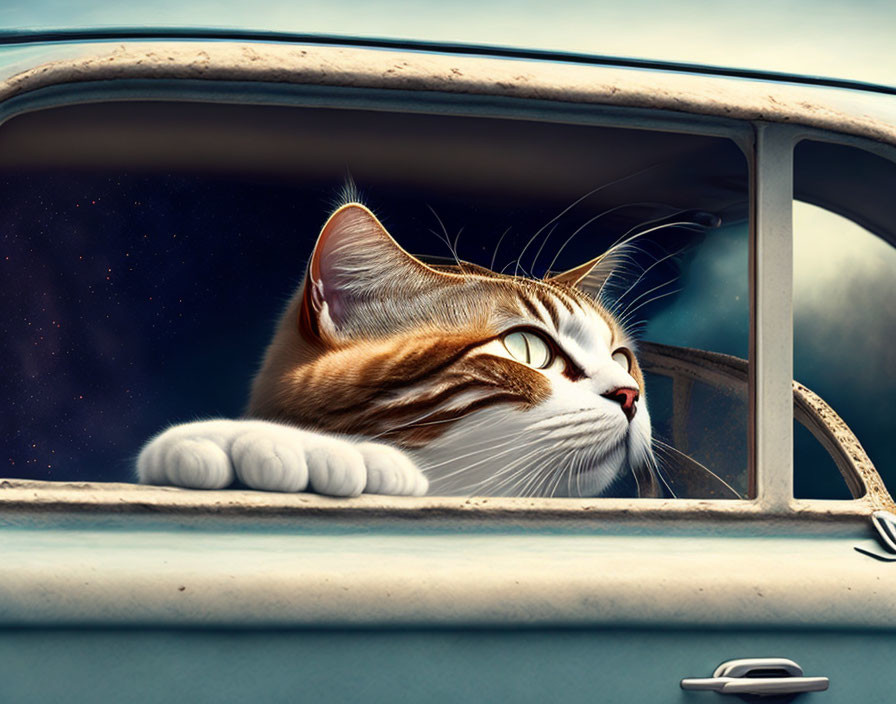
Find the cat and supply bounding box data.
[137,198,659,498]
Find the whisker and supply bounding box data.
[595,220,704,300]
[420,428,538,474]
[490,226,512,271]
[612,245,687,307]
[453,226,464,262]
[529,223,558,277]
[559,447,586,497]
[427,205,460,265]
[423,433,545,481]
[485,449,549,495]
[547,452,572,498]
[651,455,678,499]
[544,201,660,276]
[440,443,546,495]
[574,449,586,497]
[652,438,744,499]
[616,287,682,328]
[500,256,533,277]
[617,275,679,317]
[631,456,642,497]
[600,209,693,257]
[530,162,678,271]
[517,457,557,498]
[427,227,456,263]
[515,222,551,277]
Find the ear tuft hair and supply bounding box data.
[336,176,362,208]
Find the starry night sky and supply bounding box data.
[2,169,709,484]
[1,170,316,481]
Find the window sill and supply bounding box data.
[0,478,881,523]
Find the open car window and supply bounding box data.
[0,100,751,499]
[0,42,892,515]
[792,140,896,499]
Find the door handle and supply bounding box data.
[681,658,829,696]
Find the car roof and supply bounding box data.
[3,35,894,247]
[1,1,894,92]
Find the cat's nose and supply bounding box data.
[601,387,639,422]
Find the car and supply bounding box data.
[0,9,894,704]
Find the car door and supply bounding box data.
[0,36,894,704]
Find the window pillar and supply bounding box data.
[751,123,796,510]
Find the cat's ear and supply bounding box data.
[299,203,447,342]
[545,250,621,296]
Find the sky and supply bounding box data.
[1,0,895,87]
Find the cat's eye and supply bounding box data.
[612,349,632,373]
[503,330,553,369]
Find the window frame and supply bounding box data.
[0,40,893,521]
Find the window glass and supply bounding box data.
[642,219,748,498]
[792,171,896,498]
[0,101,749,498]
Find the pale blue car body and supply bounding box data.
[0,5,894,703]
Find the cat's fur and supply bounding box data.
[137,201,659,497]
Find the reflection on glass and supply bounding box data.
[793,200,896,497]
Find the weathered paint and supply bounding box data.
[0,42,895,147]
[0,516,891,630]
[0,36,893,704]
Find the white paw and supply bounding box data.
[306,444,367,497]
[359,442,429,496]
[138,419,429,497]
[232,431,309,493]
[138,434,234,489]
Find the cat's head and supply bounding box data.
[249,202,659,498]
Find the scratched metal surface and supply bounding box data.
[0,514,893,702]
[0,514,891,629]
[1,0,894,91]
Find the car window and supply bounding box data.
[640,219,749,498]
[0,100,752,499]
[792,139,896,497]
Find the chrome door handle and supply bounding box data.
[681,658,829,697]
